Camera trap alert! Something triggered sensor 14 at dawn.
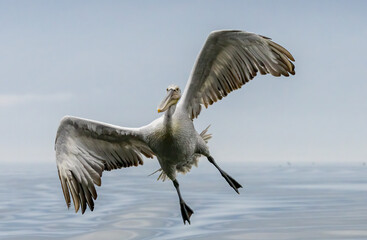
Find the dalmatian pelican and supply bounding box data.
[55,30,295,224]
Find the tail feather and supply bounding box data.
[147,168,168,181]
[200,125,212,143]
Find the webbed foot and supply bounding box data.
[220,171,243,194]
[208,156,243,194]
[180,201,194,224]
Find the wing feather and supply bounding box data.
[55,116,154,213]
[177,30,295,119]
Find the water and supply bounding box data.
[0,161,366,240]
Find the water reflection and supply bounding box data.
[0,162,366,239]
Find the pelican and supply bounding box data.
[55,30,295,224]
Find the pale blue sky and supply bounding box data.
[1,0,366,164]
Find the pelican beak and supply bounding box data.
[157,90,175,113]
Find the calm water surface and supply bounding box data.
[0,162,366,240]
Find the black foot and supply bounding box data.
[221,171,243,194]
[180,201,194,224]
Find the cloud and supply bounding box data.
[0,93,72,107]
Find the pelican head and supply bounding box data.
[157,85,181,113]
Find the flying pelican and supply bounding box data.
[55,30,295,224]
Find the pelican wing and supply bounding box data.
[55,116,154,214]
[177,30,295,119]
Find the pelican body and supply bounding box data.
[55,30,295,224]
[146,93,209,181]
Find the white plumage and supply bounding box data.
[55,30,295,224]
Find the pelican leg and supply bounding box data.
[207,156,243,194]
[173,179,194,224]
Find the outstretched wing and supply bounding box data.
[55,116,154,214]
[177,30,295,119]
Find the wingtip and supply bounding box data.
[289,54,295,62]
[259,34,272,40]
[73,201,80,213]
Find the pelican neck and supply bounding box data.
[164,105,176,123]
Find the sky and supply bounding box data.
[0,0,366,165]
